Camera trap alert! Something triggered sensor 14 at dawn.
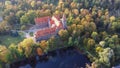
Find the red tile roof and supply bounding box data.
[34,16,50,25]
[35,27,56,39]
[34,15,64,39]
[50,19,54,24]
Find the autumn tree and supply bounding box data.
[91,31,98,40]
[80,9,89,16]
[8,44,18,59]
[67,13,74,25]
[39,40,49,52]
[35,1,42,9]
[64,8,70,16]
[85,14,93,22]
[18,1,31,11]
[16,10,25,22]
[73,0,79,3]
[0,21,11,34]
[58,29,69,40]
[31,1,36,9]
[70,2,77,9]
[95,48,114,68]
[20,10,36,25]
[42,4,50,10]
[0,45,13,63]
[17,45,24,59]
[67,26,72,36]
[72,9,79,16]
[88,22,96,32]
[87,38,96,50]
[110,21,120,31]
[76,24,84,36]
[81,20,96,32]
[98,10,102,17]
[48,36,57,50]
[99,41,106,47]
[4,12,18,25]
[74,17,80,24]
[19,38,34,57]
[20,14,29,25]
[36,47,43,56]
[111,35,119,44]
[68,37,73,46]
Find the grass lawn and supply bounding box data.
[0,35,24,47]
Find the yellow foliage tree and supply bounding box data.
[87,39,95,49]
[70,2,77,9]
[72,9,79,15]
[96,46,103,53]
[67,26,73,35]
[54,10,61,15]
[64,8,70,15]
[58,29,69,40]
[0,45,10,63]
[71,24,77,30]
[75,25,84,36]
[76,25,84,32]
[85,14,92,22]
[19,38,34,57]
[40,40,48,51]
[110,16,115,22]
[31,1,36,8]
[19,38,34,48]
[98,10,102,17]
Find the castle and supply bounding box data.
[34,14,67,42]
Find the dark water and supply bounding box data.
[11,47,90,68]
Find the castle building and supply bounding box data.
[34,14,67,42]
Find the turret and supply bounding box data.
[61,14,67,29]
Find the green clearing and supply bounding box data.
[0,35,24,47]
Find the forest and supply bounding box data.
[0,0,120,68]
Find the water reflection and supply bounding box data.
[11,47,90,68]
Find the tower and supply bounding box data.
[61,14,67,29]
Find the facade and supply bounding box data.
[34,14,67,42]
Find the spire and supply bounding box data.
[62,14,67,29]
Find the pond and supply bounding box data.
[11,47,90,68]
